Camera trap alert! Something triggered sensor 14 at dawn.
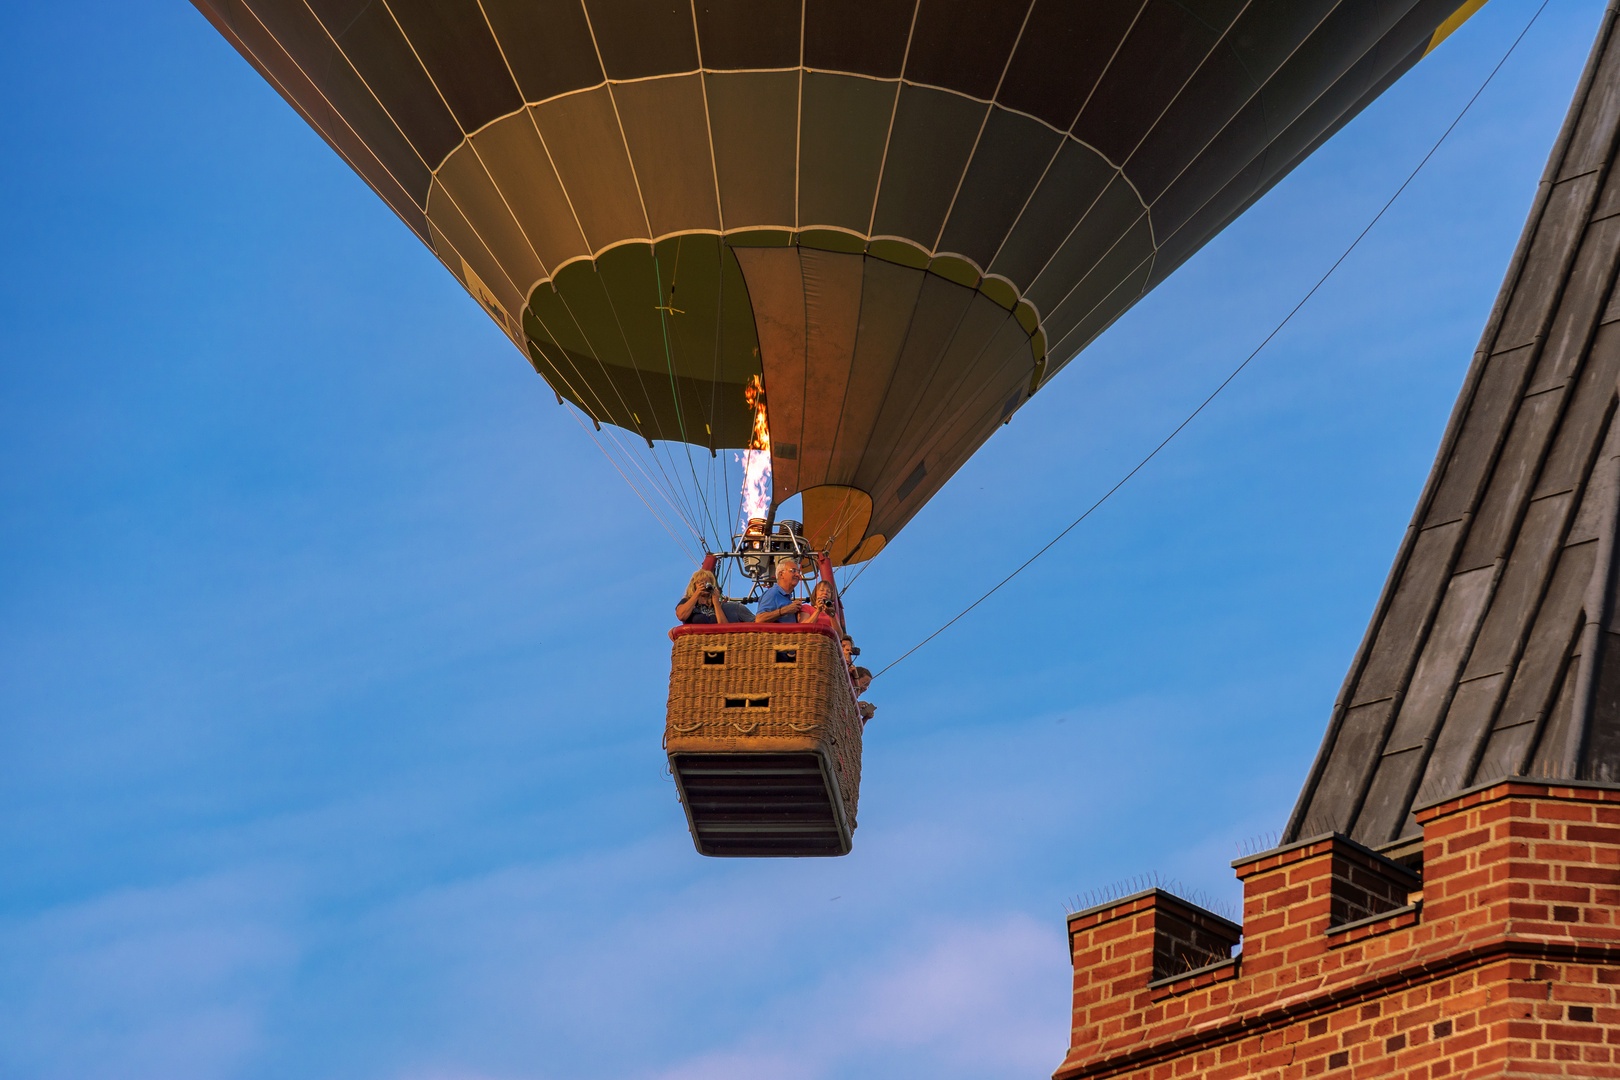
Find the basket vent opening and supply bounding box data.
[703,650,726,665]
[722,696,771,709]
[748,696,770,709]
[774,649,797,664]
[723,696,747,708]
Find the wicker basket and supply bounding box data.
[665,624,863,856]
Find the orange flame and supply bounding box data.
[744,374,770,453]
[741,373,772,523]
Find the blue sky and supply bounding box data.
[0,3,1600,1078]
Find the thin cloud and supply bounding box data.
[0,868,299,1080]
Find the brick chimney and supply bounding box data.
[1054,780,1620,1079]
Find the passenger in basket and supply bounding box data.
[852,666,876,724]
[675,569,752,625]
[754,558,811,623]
[841,634,858,676]
[805,581,845,635]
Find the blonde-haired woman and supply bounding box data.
[675,569,751,625]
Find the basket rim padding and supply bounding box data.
[670,622,842,643]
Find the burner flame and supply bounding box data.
[740,373,771,524]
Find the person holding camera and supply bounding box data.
[675,569,751,625]
[852,666,876,724]
[802,580,844,635]
[841,636,875,722]
[753,557,810,623]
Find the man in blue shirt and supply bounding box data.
[754,558,809,623]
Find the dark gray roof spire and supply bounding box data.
[1286,4,1620,851]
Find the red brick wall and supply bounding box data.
[1055,782,1620,1080]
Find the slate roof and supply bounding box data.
[1285,5,1620,851]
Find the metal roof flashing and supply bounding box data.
[1409,774,1620,815]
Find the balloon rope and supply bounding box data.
[562,403,699,564]
[711,246,740,538]
[605,426,706,546]
[530,331,707,552]
[653,245,726,546]
[580,266,710,537]
[539,287,707,540]
[873,0,1551,682]
[839,550,880,595]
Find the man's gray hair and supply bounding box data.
[775,556,800,574]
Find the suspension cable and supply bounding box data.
[872,0,1551,681]
[537,291,708,542]
[562,404,699,563]
[654,244,726,544]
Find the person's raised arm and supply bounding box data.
[755,568,805,622]
[818,591,845,635]
[675,592,699,622]
[712,583,731,625]
[757,602,795,623]
[803,585,839,628]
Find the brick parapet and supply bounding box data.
[1054,782,1620,1080]
[1065,889,1244,1058]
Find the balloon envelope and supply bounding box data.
[191,0,1485,561]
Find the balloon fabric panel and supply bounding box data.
[189,0,1491,560]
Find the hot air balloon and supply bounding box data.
[190,0,1490,855]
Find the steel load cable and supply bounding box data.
[871,0,1553,682]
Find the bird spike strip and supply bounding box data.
[1063,870,1240,924]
